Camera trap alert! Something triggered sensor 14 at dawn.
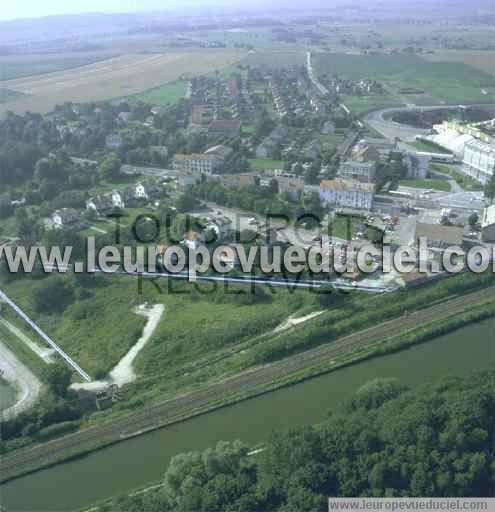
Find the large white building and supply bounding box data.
[338,160,376,183]
[462,139,495,185]
[172,145,234,176]
[320,178,375,210]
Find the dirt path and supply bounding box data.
[0,318,54,363]
[0,339,42,421]
[272,311,324,334]
[71,304,165,391]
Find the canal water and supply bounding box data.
[2,318,494,511]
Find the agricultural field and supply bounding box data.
[0,52,118,81]
[125,80,188,107]
[341,94,402,116]
[242,50,306,69]
[420,50,495,76]
[0,50,244,115]
[315,53,495,105]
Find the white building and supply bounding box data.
[338,160,376,183]
[172,145,234,176]
[320,178,375,210]
[406,152,430,179]
[51,208,81,229]
[481,205,495,242]
[462,140,495,185]
[111,190,126,209]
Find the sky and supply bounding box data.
[0,0,334,21]
[0,0,209,21]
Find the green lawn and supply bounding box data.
[248,158,284,170]
[411,139,452,154]
[399,178,451,192]
[431,163,483,191]
[341,94,402,116]
[126,80,188,106]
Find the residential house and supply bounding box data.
[303,140,322,161]
[320,178,375,210]
[255,126,288,158]
[105,133,123,150]
[207,217,233,240]
[211,173,258,189]
[208,120,241,137]
[134,182,161,201]
[177,172,201,188]
[51,208,81,229]
[149,146,169,158]
[86,196,114,215]
[111,190,126,209]
[117,111,133,124]
[321,121,335,134]
[182,231,205,250]
[275,175,305,200]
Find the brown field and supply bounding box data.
[0,50,244,115]
[421,50,495,76]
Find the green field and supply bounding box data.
[431,163,484,191]
[399,178,451,192]
[411,139,452,154]
[126,80,187,106]
[341,94,402,115]
[248,158,284,169]
[0,53,116,81]
[0,88,25,104]
[1,274,311,387]
[315,53,495,105]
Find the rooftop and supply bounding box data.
[320,178,375,193]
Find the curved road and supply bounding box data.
[0,339,41,421]
[364,104,495,142]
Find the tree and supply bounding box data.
[43,364,72,397]
[32,276,74,314]
[469,212,479,229]
[484,175,495,202]
[99,153,122,181]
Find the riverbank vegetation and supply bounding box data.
[101,369,495,511]
[1,265,494,457]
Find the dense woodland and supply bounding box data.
[101,370,495,511]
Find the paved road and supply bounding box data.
[2,285,493,483]
[0,338,41,421]
[364,104,495,142]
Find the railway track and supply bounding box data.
[1,286,494,483]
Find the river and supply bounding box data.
[2,318,494,511]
